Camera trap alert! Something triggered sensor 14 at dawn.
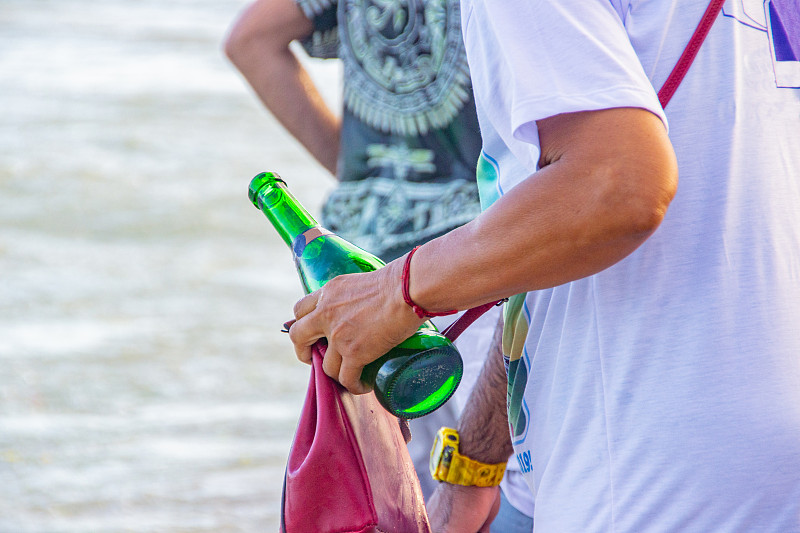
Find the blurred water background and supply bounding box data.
[0,0,342,530]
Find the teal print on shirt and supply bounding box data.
[503,293,532,446]
[479,152,531,446]
[507,355,530,445]
[476,151,501,210]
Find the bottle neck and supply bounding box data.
[250,173,318,249]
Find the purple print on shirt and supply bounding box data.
[767,0,800,87]
[769,0,800,61]
[723,0,800,88]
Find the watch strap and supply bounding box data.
[444,451,507,487]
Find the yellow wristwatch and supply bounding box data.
[429,427,507,487]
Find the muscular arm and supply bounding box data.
[428,313,512,531]
[289,106,678,393]
[409,107,678,310]
[224,0,341,175]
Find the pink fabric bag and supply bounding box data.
[280,341,431,533]
[279,301,501,532]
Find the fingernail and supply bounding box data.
[281,319,295,333]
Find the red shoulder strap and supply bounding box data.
[441,300,504,342]
[658,0,726,108]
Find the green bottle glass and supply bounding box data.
[249,171,463,419]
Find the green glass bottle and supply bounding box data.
[249,171,463,419]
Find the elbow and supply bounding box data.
[627,173,676,238]
[223,10,270,67]
[224,0,308,67]
[223,24,249,66]
[601,153,678,242]
[629,172,677,240]
[626,187,674,238]
[641,151,678,234]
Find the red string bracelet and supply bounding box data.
[401,246,458,319]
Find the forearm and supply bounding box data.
[225,0,341,175]
[408,107,678,312]
[457,313,513,464]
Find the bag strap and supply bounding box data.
[658,0,725,108]
[441,300,504,342]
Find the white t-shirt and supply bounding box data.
[462,0,800,531]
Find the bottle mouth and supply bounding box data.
[248,172,286,207]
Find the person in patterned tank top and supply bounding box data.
[225,0,535,529]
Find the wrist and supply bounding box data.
[402,246,457,318]
[383,258,428,328]
[457,413,513,466]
